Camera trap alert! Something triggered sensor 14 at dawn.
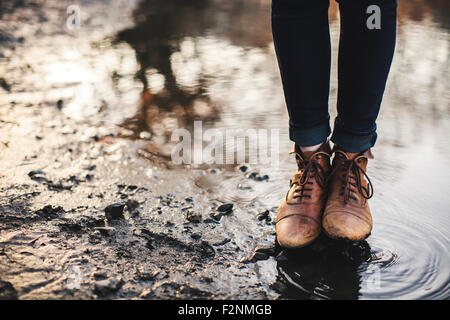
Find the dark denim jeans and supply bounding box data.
[272,0,397,152]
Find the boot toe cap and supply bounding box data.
[276,215,320,248]
[323,211,372,241]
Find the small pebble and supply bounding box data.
[238,164,248,172]
[256,210,270,221]
[104,203,125,220]
[191,233,202,240]
[217,203,233,215]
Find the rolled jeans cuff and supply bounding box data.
[331,124,378,153]
[289,120,331,147]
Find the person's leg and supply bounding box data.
[324,0,397,241]
[272,0,333,248]
[331,0,397,153]
[272,0,331,149]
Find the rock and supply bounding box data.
[137,269,159,281]
[246,172,269,182]
[28,170,48,182]
[246,172,258,180]
[185,210,202,223]
[241,246,275,263]
[127,185,138,191]
[104,203,125,220]
[249,251,269,262]
[56,99,63,110]
[0,78,11,92]
[217,203,233,215]
[237,164,248,172]
[190,233,202,240]
[89,230,102,244]
[36,205,64,219]
[0,281,17,300]
[46,181,72,191]
[238,183,252,190]
[59,221,82,232]
[92,271,108,280]
[256,210,270,221]
[212,238,231,246]
[125,199,139,212]
[211,212,222,221]
[94,226,116,236]
[203,217,219,224]
[94,277,122,296]
[28,171,76,191]
[254,246,276,256]
[195,241,215,258]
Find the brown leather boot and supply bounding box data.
[323,147,374,241]
[276,141,332,248]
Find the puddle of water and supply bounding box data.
[1,0,449,299]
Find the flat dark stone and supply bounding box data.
[238,164,248,172]
[104,203,125,220]
[190,233,202,240]
[250,251,269,262]
[212,238,231,246]
[254,246,276,256]
[0,281,18,300]
[217,203,233,215]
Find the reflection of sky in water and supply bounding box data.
[3,0,448,150]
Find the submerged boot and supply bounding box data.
[276,141,332,248]
[323,147,374,241]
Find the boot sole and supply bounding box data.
[323,229,371,242]
[275,233,320,249]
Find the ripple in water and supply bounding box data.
[360,216,450,299]
[273,213,449,300]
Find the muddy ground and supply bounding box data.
[0,0,285,300]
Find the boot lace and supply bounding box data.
[328,151,374,204]
[288,153,328,201]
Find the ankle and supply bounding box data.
[299,142,323,153]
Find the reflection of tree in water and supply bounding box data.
[115,0,215,141]
[115,0,275,142]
